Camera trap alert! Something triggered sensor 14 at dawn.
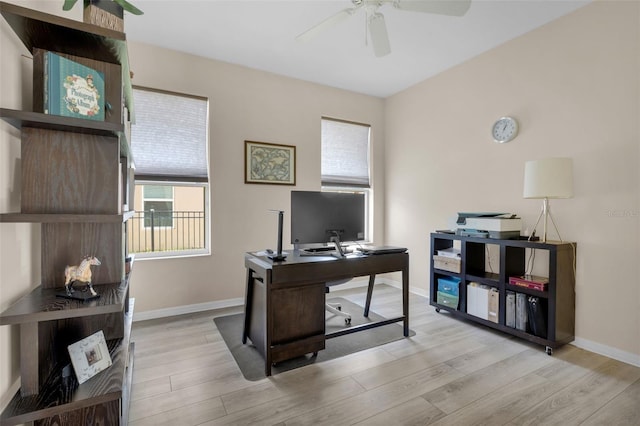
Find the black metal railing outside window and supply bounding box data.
[129,210,205,253]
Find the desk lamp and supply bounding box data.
[523,157,573,242]
[268,210,287,261]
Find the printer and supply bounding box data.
[455,212,522,239]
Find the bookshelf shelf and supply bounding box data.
[0,211,135,223]
[0,300,134,425]
[0,281,129,326]
[430,233,576,354]
[0,108,123,135]
[505,283,550,298]
[0,107,132,160]
[465,271,500,285]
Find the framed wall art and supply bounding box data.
[245,140,296,185]
[67,330,112,384]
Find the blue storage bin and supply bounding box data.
[438,277,461,296]
[437,291,459,310]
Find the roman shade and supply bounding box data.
[131,87,209,182]
[321,118,370,188]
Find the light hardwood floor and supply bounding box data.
[129,285,640,425]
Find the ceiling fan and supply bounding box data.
[296,0,472,57]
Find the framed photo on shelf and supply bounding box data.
[67,330,112,384]
[245,140,296,185]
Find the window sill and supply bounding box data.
[132,249,210,261]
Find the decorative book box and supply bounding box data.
[509,275,549,292]
[44,51,105,121]
[433,255,461,273]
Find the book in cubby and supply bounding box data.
[33,47,123,126]
[509,274,549,292]
[44,51,105,121]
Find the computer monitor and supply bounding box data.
[291,190,365,256]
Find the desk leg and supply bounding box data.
[264,270,272,376]
[403,264,409,336]
[364,274,375,317]
[242,268,254,344]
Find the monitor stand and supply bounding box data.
[330,235,346,258]
[268,210,287,261]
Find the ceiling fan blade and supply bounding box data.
[296,7,358,42]
[368,12,391,57]
[393,0,472,17]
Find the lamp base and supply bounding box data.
[268,253,287,262]
[529,198,563,242]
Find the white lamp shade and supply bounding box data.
[523,157,573,199]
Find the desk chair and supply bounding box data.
[326,279,352,325]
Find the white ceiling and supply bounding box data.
[126,0,591,98]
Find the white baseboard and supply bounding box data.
[377,277,429,298]
[572,337,640,368]
[376,279,640,368]
[133,297,244,322]
[132,277,406,322]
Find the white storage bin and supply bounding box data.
[467,283,490,320]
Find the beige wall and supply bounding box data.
[385,1,639,358]
[125,42,386,311]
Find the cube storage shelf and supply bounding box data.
[0,2,135,424]
[429,232,576,354]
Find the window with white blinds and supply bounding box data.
[131,87,209,182]
[321,117,371,188]
[129,87,210,258]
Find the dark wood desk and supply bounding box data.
[242,251,409,376]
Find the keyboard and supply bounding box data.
[300,247,353,256]
[303,246,335,253]
[357,246,408,255]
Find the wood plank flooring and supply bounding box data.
[129,285,640,425]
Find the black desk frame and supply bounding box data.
[242,251,409,376]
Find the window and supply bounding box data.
[321,117,372,242]
[142,185,174,228]
[129,87,209,257]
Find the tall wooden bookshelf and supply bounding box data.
[0,2,135,424]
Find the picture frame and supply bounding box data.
[67,330,112,384]
[245,140,296,185]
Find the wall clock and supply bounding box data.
[492,116,519,143]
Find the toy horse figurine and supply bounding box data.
[64,256,101,297]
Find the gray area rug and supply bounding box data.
[214,297,414,381]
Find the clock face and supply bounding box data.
[492,117,518,143]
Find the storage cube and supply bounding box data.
[437,276,460,296]
[433,255,461,273]
[467,283,490,320]
[437,291,459,310]
[488,288,499,323]
[506,291,516,328]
